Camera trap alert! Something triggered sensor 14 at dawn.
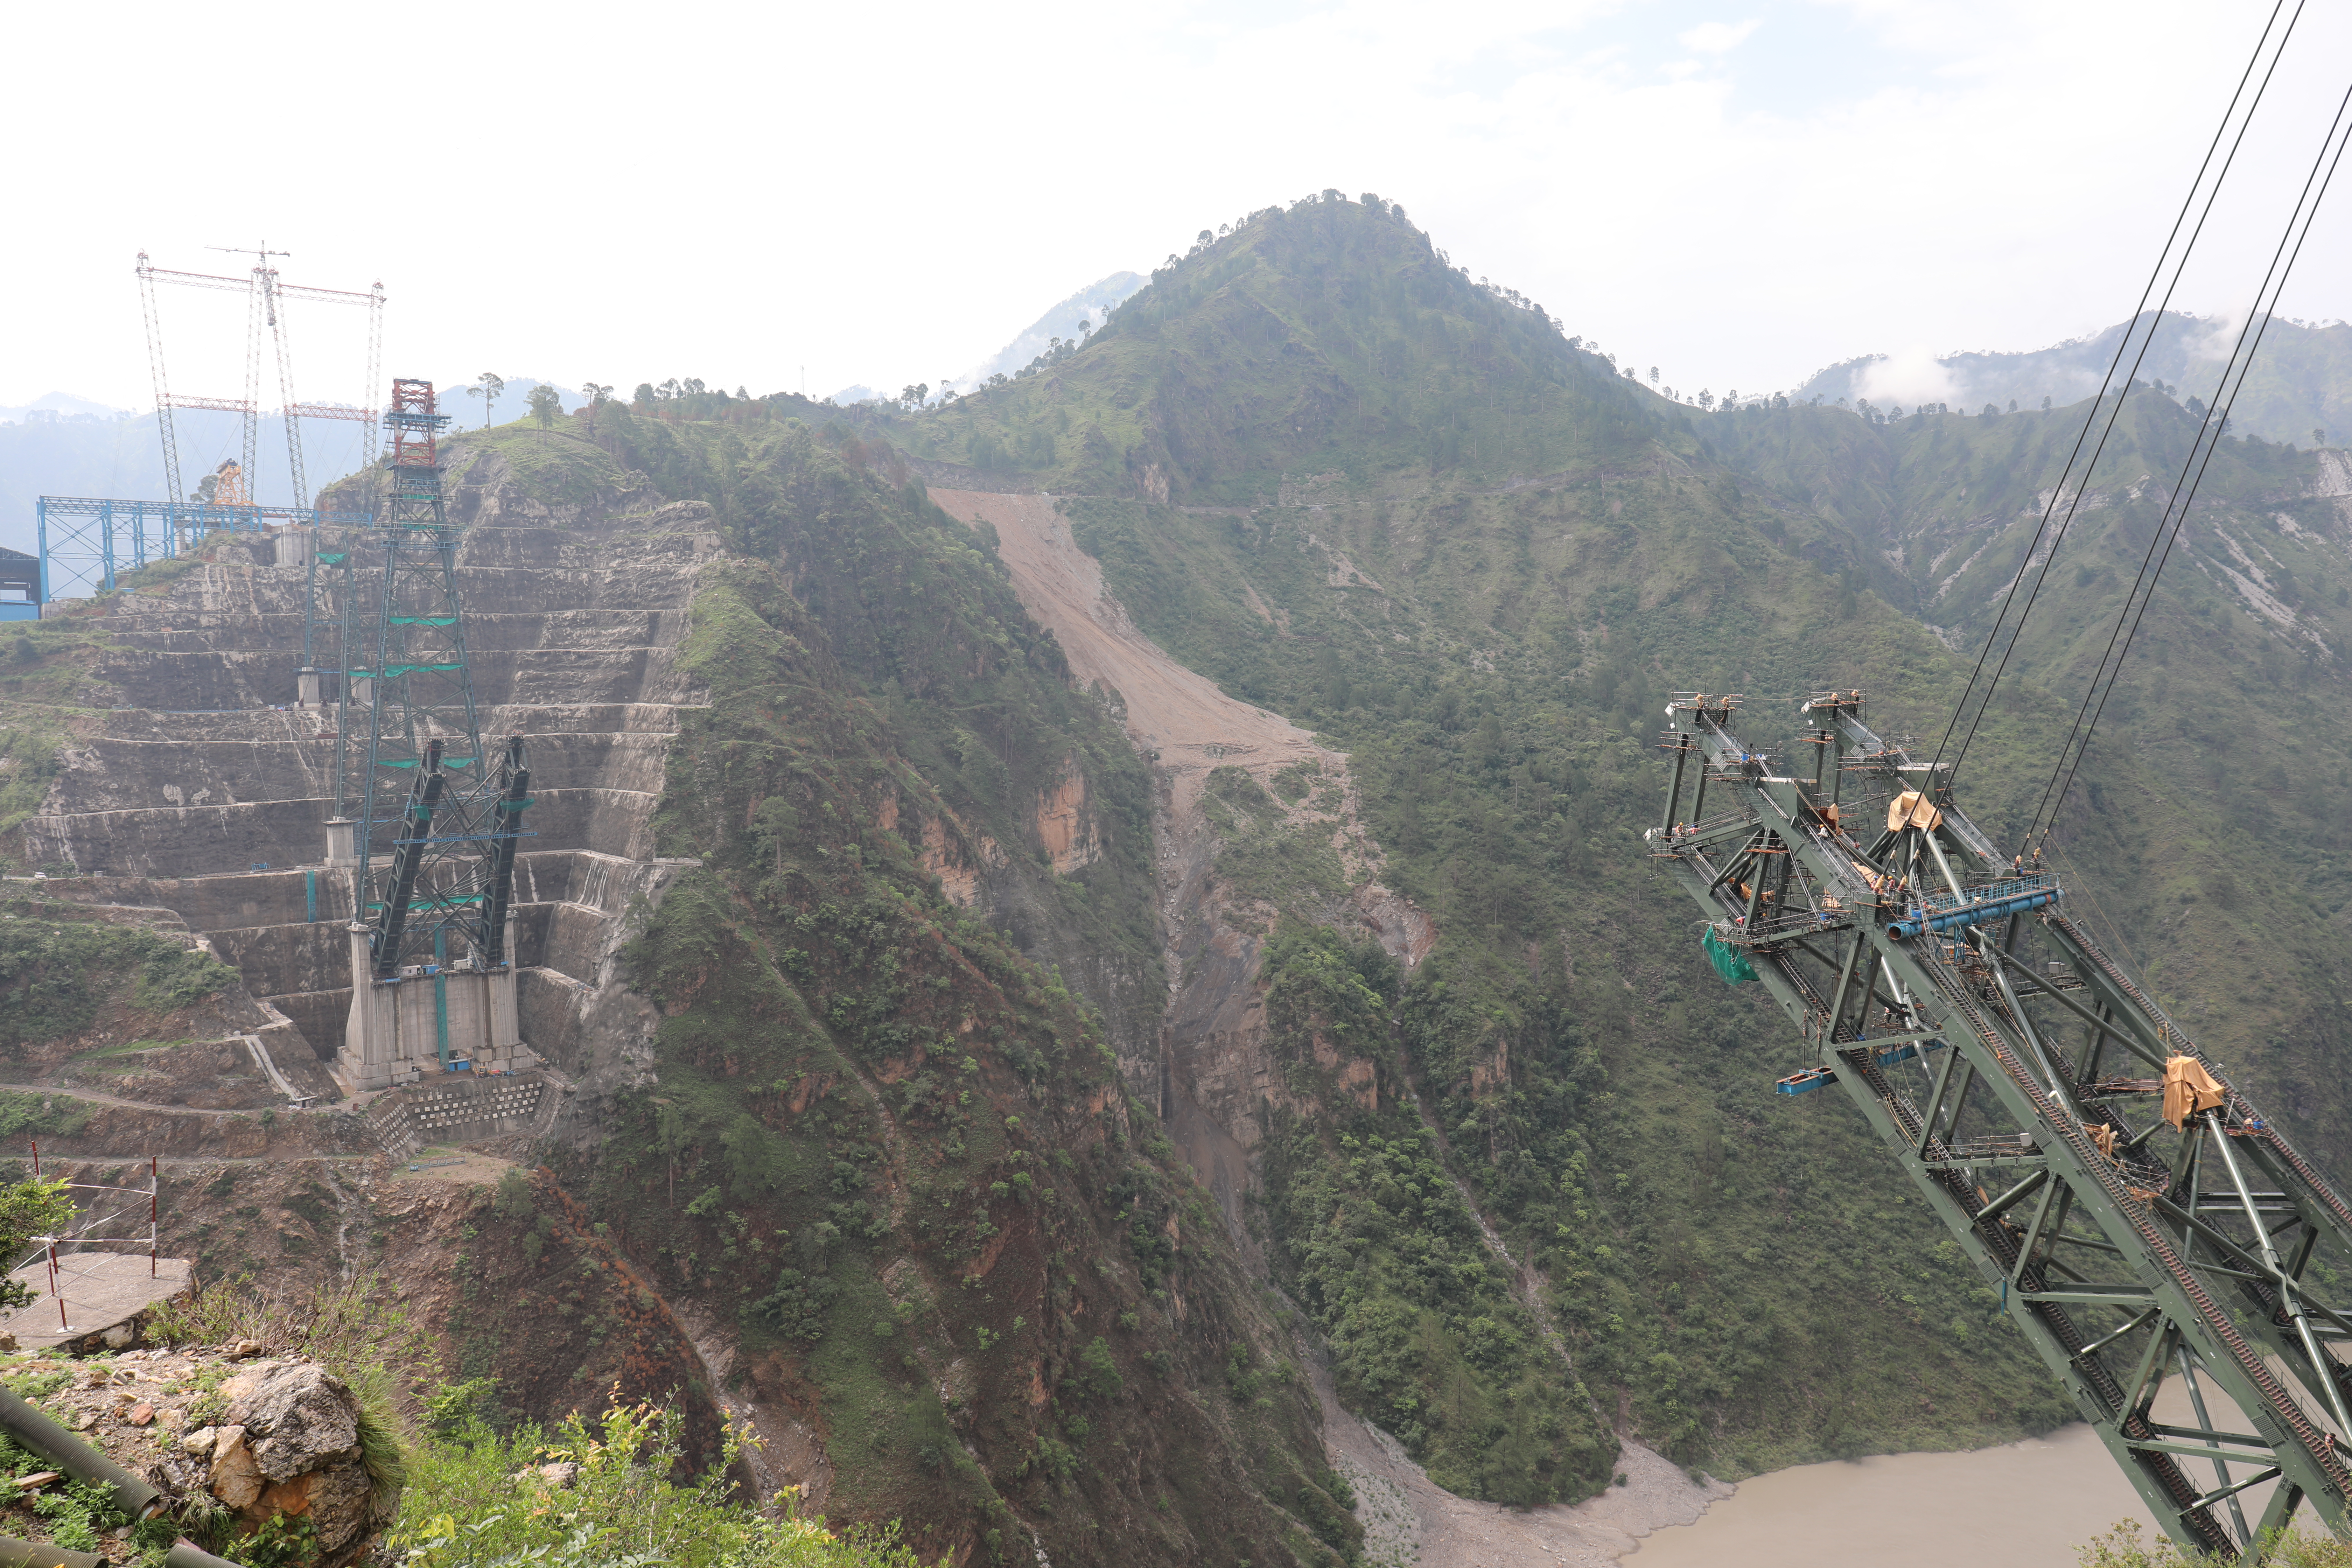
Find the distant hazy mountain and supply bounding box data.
[817,274,1150,409]
[949,272,1147,393]
[0,392,130,424]
[1794,310,2351,446]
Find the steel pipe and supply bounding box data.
[0,1387,163,1520]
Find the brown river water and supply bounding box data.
[1630,1382,2277,1567]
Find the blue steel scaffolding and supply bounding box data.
[34,497,373,603]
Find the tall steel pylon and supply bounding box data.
[136,249,385,514]
[1647,692,2352,1560]
[338,379,530,979]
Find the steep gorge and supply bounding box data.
[11,190,2352,1567]
[0,429,1364,1567]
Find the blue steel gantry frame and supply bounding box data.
[33,496,371,603]
[1647,691,2352,1561]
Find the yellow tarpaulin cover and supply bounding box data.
[2162,1054,2226,1129]
[1888,790,1945,833]
[2084,1121,2120,1160]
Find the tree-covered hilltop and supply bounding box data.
[796,191,2352,1481]
[836,192,1675,505]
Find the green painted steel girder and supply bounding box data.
[1645,691,2352,1561]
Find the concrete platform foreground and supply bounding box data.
[0,1253,195,1351]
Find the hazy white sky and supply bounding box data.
[10,0,2350,415]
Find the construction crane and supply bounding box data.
[135,247,385,513]
[1647,693,2352,1558]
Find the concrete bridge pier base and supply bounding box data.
[334,918,537,1097]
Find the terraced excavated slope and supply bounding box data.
[0,425,1376,1568]
[16,444,714,1114]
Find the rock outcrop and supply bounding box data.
[3,1345,393,1567]
[162,1361,383,1565]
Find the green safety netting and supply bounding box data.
[378,662,465,676]
[388,616,458,626]
[1702,926,1758,985]
[317,553,347,565]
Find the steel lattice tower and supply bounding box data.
[338,379,530,982]
[1647,692,2352,1560]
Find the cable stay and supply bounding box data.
[1929,0,2308,795]
[2024,81,2352,854]
[1638,16,2352,1555]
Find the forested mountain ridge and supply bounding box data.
[61,188,2332,1554]
[1795,310,2352,449]
[782,192,2352,1488]
[870,195,1667,505]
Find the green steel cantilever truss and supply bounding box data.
[1648,691,2352,1559]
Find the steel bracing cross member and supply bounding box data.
[1648,692,2352,1560]
[343,379,531,980]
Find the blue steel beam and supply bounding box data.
[33,495,370,602]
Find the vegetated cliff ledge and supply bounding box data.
[0,423,1368,1568]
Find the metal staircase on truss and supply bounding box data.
[1647,691,2352,1558]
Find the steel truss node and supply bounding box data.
[1648,690,2352,1559]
